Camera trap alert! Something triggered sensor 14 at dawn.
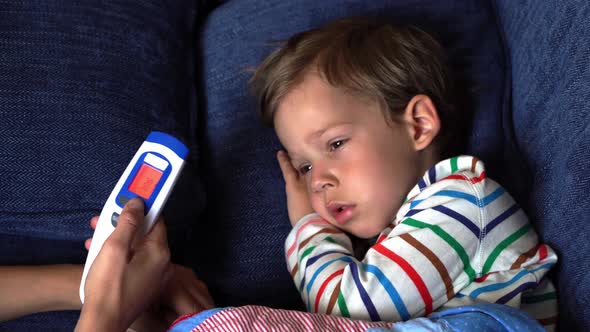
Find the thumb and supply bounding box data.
[109,198,145,252]
[277,150,298,183]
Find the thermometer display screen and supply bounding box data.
[128,163,163,199]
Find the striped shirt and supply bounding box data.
[285,156,557,328]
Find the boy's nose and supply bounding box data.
[311,162,336,193]
[312,178,334,192]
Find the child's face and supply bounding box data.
[274,74,425,239]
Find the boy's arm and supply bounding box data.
[286,206,479,322]
[287,185,557,322]
[0,265,83,322]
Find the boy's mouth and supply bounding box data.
[327,202,356,225]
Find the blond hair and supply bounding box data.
[249,16,461,156]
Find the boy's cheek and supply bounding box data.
[310,198,324,216]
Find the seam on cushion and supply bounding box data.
[488,0,533,179]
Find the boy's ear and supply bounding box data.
[403,94,441,151]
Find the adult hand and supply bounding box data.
[84,215,215,331]
[277,150,315,226]
[76,198,173,332]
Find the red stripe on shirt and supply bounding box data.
[539,244,548,261]
[373,243,433,314]
[315,269,345,313]
[441,171,486,184]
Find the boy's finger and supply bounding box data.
[109,198,145,252]
[84,238,92,250]
[163,309,182,327]
[89,216,99,230]
[187,282,215,308]
[277,150,297,181]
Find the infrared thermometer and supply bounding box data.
[79,131,188,303]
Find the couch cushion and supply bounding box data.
[0,1,202,330]
[0,1,202,244]
[197,0,511,309]
[494,0,590,330]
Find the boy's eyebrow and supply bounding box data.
[286,122,353,163]
[283,150,301,163]
[305,122,352,143]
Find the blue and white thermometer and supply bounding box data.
[79,131,188,302]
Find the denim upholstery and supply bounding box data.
[0,1,202,330]
[494,1,590,330]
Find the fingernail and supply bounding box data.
[127,198,142,210]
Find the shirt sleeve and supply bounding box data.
[284,181,483,322]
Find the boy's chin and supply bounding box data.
[350,227,382,240]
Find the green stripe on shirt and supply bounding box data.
[522,292,557,304]
[402,218,476,281]
[300,246,316,264]
[450,157,459,173]
[482,224,532,274]
[337,292,350,317]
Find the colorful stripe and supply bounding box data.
[337,291,350,317]
[306,256,354,310]
[496,282,540,304]
[469,263,554,298]
[411,187,505,208]
[373,243,433,314]
[315,269,344,313]
[418,177,427,190]
[483,204,519,235]
[400,233,455,301]
[441,171,486,184]
[190,305,392,332]
[510,245,539,269]
[363,263,411,320]
[299,251,352,291]
[287,216,330,256]
[327,280,342,315]
[432,187,505,207]
[522,291,557,304]
[450,156,459,173]
[298,228,342,251]
[432,205,480,239]
[482,224,532,274]
[349,263,381,321]
[402,218,476,280]
[428,166,437,184]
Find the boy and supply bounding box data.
[249,16,557,328]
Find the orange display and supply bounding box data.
[128,163,163,199]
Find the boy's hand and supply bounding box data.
[277,150,314,226]
[127,265,215,332]
[160,265,214,318]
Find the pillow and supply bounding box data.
[495,0,590,329]
[196,0,511,310]
[0,0,202,245]
[0,1,201,330]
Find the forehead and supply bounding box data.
[274,75,374,141]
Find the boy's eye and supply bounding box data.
[298,164,312,176]
[329,139,346,151]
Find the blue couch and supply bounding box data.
[0,0,588,330]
